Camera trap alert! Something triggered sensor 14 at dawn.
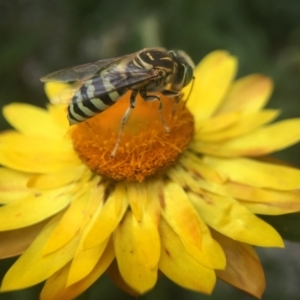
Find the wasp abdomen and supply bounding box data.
[68,77,127,124]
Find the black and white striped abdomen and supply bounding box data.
[67,77,127,125]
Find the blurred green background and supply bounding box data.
[1,0,300,299]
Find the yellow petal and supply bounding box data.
[122,180,161,269]
[44,81,71,101]
[27,166,86,190]
[67,238,109,286]
[47,181,107,285]
[132,210,161,269]
[126,181,148,221]
[187,51,237,122]
[219,181,300,215]
[159,219,216,294]
[0,187,72,230]
[193,119,300,157]
[113,211,158,294]
[0,168,31,204]
[203,156,300,190]
[106,259,140,297]
[67,180,109,286]
[3,103,65,138]
[40,261,72,300]
[42,186,96,254]
[84,183,128,249]
[0,220,47,258]
[171,164,300,215]
[240,199,300,215]
[47,104,69,130]
[40,240,115,300]
[227,118,300,155]
[0,131,80,173]
[179,152,226,184]
[162,181,225,269]
[176,159,300,214]
[216,74,273,113]
[195,111,240,134]
[188,191,284,247]
[1,212,79,291]
[196,110,279,142]
[167,164,228,202]
[223,182,300,203]
[213,230,265,299]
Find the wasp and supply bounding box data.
[41,48,195,157]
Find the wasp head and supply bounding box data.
[168,50,195,91]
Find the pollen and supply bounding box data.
[70,92,194,182]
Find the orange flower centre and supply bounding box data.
[70,92,194,181]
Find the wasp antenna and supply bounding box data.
[171,94,182,117]
[183,76,195,108]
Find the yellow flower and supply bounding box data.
[1,50,300,299]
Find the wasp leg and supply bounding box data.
[161,90,179,98]
[172,93,182,116]
[161,90,181,116]
[110,89,138,158]
[140,90,170,134]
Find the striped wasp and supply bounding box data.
[41,48,195,157]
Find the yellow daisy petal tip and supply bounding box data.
[2,103,18,117]
[2,103,43,124]
[194,50,238,75]
[44,81,71,101]
[188,50,238,121]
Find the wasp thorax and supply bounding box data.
[138,48,175,70]
[70,91,194,182]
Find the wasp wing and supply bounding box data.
[40,55,131,83]
[47,67,158,105]
[40,47,167,83]
[41,54,136,105]
[42,48,168,105]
